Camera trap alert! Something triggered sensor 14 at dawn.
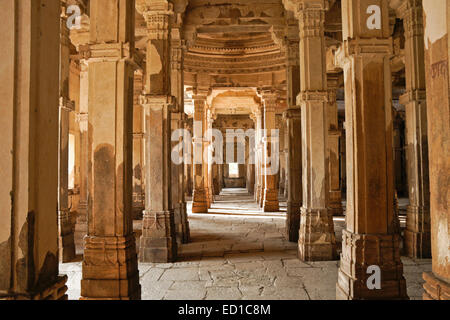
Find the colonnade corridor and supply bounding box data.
[61,188,430,300]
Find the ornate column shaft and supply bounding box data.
[284,38,302,242]
[421,1,450,301]
[398,0,431,259]
[80,0,140,299]
[327,74,343,216]
[75,61,89,233]
[132,72,145,220]
[58,4,76,263]
[170,27,189,244]
[336,0,407,300]
[206,109,215,207]
[0,0,67,300]
[138,0,177,263]
[192,94,209,213]
[295,1,337,261]
[285,109,302,242]
[262,93,280,212]
[253,108,263,202]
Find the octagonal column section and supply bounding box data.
[336,0,407,300]
[138,0,177,263]
[294,0,337,261]
[192,93,209,213]
[397,0,431,259]
[80,0,140,300]
[262,92,280,212]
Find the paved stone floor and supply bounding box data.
[62,188,431,300]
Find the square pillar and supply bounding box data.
[58,4,76,263]
[80,0,140,300]
[192,94,209,213]
[398,0,431,259]
[336,0,407,300]
[295,1,337,261]
[138,0,177,263]
[421,1,450,300]
[0,0,67,300]
[262,93,280,212]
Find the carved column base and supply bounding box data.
[263,188,279,212]
[0,275,68,300]
[81,235,141,300]
[286,201,301,242]
[336,230,408,300]
[423,272,450,300]
[139,210,177,263]
[298,207,337,261]
[404,205,431,258]
[58,210,76,263]
[192,189,208,213]
[180,202,190,243]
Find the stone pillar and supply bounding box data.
[0,0,68,300]
[132,72,145,220]
[262,93,280,212]
[75,61,89,233]
[138,0,177,263]
[206,110,215,207]
[252,110,262,202]
[278,117,286,197]
[421,1,450,301]
[295,1,337,261]
[80,0,140,299]
[171,26,189,244]
[285,109,302,242]
[284,37,302,242]
[327,74,343,216]
[398,0,431,259]
[192,93,209,213]
[58,3,76,263]
[336,0,407,299]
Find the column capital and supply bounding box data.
[398,0,424,39]
[297,90,328,104]
[140,94,175,110]
[137,0,174,40]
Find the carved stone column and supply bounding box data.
[58,4,76,263]
[80,0,140,300]
[327,74,343,216]
[398,0,431,259]
[192,94,209,213]
[421,1,450,301]
[75,60,89,233]
[206,110,215,207]
[138,0,177,263]
[295,1,337,261]
[132,72,145,220]
[253,108,263,203]
[284,37,302,242]
[170,26,189,244]
[284,109,302,242]
[262,93,280,212]
[0,0,68,300]
[336,0,407,300]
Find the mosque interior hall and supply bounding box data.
[0,0,448,301]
